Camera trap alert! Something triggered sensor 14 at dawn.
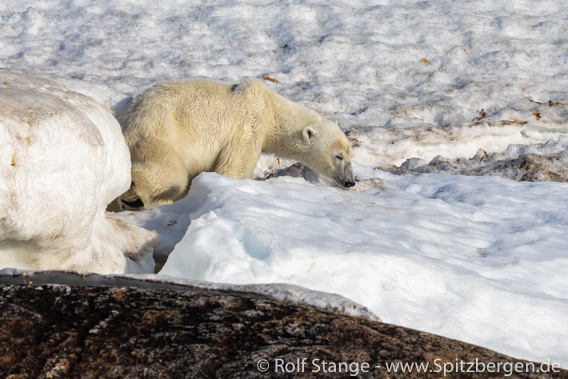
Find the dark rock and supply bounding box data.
[387,145,568,183]
[0,273,565,378]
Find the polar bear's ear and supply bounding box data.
[302,126,316,144]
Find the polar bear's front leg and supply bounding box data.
[213,141,261,179]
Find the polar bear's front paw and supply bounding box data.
[118,185,146,210]
[121,197,145,210]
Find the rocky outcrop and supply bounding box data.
[386,139,568,183]
[0,273,564,378]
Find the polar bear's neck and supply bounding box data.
[262,91,321,157]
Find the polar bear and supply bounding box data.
[117,78,355,210]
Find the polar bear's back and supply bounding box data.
[120,79,238,133]
[119,79,247,169]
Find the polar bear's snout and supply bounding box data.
[333,160,356,188]
[324,134,355,189]
[344,162,356,187]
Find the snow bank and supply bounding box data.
[0,71,156,274]
[155,172,568,367]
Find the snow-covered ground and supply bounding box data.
[125,170,568,367]
[1,0,567,368]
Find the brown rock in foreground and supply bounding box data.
[0,275,565,378]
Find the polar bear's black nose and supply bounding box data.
[345,181,356,188]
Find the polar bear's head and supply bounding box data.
[301,120,355,188]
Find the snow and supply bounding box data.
[0,71,156,274]
[151,171,568,366]
[1,0,568,369]
[2,0,568,168]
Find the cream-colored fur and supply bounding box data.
[117,78,354,210]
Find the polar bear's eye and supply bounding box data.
[336,154,344,161]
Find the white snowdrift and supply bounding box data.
[0,72,156,274]
[153,172,568,367]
